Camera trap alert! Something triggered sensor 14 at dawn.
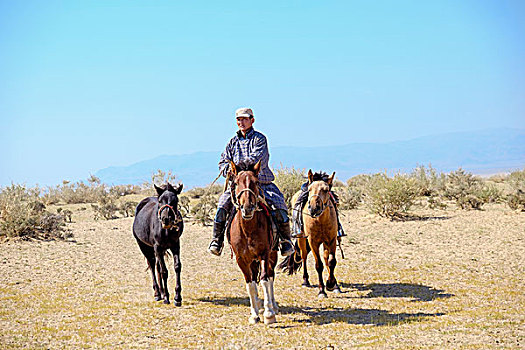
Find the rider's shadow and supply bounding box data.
[340,282,454,302]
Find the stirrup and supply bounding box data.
[207,240,223,256]
[292,231,306,239]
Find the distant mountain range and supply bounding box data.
[95,128,525,188]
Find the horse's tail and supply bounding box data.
[278,240,309,275]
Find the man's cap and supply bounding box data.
[235,107,254,118]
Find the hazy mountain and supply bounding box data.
[95,128,525,188]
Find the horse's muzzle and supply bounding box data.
[308,205,322,218]
[241,207,255,220]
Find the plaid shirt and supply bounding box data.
[218,127,275,183]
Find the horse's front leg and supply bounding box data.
[324,242,340,293]
[260,257,276,324]
[239,259,260,324]
[298,237,310,287]
[171,241,182,306]
[154,245,170,304]
[310,243,326,298]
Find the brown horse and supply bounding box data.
[228,160,279,324]
[280,170,341,297]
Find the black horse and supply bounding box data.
[133,182,184,306]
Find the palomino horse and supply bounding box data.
[228,160,279,324]
[280,170,341,297]
[133,183,184,305]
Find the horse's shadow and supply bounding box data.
[198,292,446,326]
[340,282,454,302]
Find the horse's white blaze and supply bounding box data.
[261,279,276,322]
[246,282,260,323]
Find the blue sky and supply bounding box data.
[1,0,524,186]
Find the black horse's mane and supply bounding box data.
[157,182,181,192]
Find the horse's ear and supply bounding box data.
[327,172,335,186]
[229,160,238,176]
[166,182,175,192]
[154,184,164,197]
[307,169,314,184]
[175,183,183,194]
[253,160,261,176]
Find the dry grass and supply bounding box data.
[0,202,523,349]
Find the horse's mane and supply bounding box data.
[311,171,330,182]
[236,163,257,172]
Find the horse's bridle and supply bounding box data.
[308,193,331,218]
[157,204,182,228]
[232,185,260,210]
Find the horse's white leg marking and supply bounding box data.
[246,282,260,324]
[269,277,279,314]
[261,279,276,324]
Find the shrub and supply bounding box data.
[505,168,525,211]
[0,184,69,239]
[109,185,141,197]
[41,186,62,205]
[488,174,507,183]
[362,172,418,220]
[476,183,502,204]
[341,174,372,209]
[91,193,119,220]
[179,195,191,217]
[56,208,73,222]
[337,186,362,210]
[410,165,446,196]
[119,201,138,217]
[506,168,525,191]
[191,193,218,226]
[507,190,525,211]
[443,168,485,209]
[410,165,447,209]
[273,166,305,210]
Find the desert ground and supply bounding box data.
[0,202,523,349]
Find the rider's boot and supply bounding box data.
[272,210,295,257]
[208,208,227,256]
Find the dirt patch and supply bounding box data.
[0,204,523,349]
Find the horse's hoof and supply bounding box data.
[163,299,170,304]
[302,282,311,288]
[264,315,276,325]
[249,316,260,324]
[318,292,327,299]
[174,300,182,307]
[154,296,162,301]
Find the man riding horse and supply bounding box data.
[207,107,295,257]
